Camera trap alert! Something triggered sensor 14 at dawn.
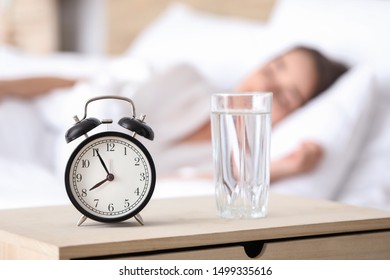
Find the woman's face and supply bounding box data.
[236,49,319,125]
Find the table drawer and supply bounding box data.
[257,231,390,259]
[114,231,390,260]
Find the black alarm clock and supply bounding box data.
[64,96,156,226]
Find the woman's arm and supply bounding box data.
[177,121,323,183]
[270,141,323,182]
[0,77,78,100]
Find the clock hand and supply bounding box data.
[96,150,110,175]
[89,173,115,191]
[89,178,109,191]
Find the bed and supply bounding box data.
[0,0,389,211]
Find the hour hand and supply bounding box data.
[89,173,115,191]
[89,178,109,191]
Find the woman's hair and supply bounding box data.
[294,46,349,98]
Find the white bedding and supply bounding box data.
[0,0,389,211]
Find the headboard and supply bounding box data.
[106,0,276,54]
[0,0,276,54]
[0,0,58,53]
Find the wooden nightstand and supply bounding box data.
[1,194,389,259]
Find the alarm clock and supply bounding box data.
[64,96,156,226]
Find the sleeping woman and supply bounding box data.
[0,46,348,182]
[178,46,348,181]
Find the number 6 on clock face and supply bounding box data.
[64,131,156,223]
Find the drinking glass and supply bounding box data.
[211,92,272,219]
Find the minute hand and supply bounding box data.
[96,150,110,175]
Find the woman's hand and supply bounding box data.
[270,141,324,182]
[0,77,78,100]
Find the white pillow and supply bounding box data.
[271,65,376,199]
[127,3,266,91]
[335,91,390,210]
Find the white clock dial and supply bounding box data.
[65,132,155,223]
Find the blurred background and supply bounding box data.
[0,0,111,54]
[0,0,273,55]
[0,0,389,210]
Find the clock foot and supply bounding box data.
[134,214,144,226]
[77,215,88,226]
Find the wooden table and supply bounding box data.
[1,194,390,259]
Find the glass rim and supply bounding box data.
[211,91,272,113]
[212,92,273,98]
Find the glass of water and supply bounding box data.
[211,92,272,219]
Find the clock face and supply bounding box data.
[65,131,156,223]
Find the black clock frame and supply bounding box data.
[64,131,156,223]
